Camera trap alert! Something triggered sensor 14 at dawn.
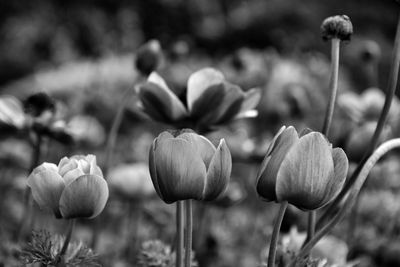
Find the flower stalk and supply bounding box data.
[57,219,76,266]
[307,37,341,242]
[267,201,288,267]
[317,14,400,229]
[184,200,193,267]
[176,201,184,267]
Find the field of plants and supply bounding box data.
[0,1,400,266]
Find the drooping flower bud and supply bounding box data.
[27,155,109,219]
[135,39,163,76]
[256,126,348,210]
[321,15,353,41]
[149,130,232,203]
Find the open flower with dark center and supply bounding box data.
[256,126,348,210]
[138,68,261,129]
[149,130,232,204]
[27,155,108,219]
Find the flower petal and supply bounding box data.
[154,138,207,203]
[189,83,227,120]
[59,174,109,219]
[149,138,165,200]
[212,83,245,124]
[32,162,58,176]
[0,96,26,128]
[63,168,85,185]
[256,126,299,201]
[203,139,232,200]
[27,170,65,218]
[324,148,348,201]
[275,132,334,210]
[237,88,262,114]
[138,73,187,122]
[177,132,216,168]
[187,68,225,111]
[58,157,78,176]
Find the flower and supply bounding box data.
[321,15,353,41]
[27,155,109,219]
[149,130,232,203]
[108,163,155,200]
[256,126,348,210]
[135,39,163,76]
[138,68,261,129]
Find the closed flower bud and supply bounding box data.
[27,155,108,219]
[149,130,232,203]
[256,126,348,210]
[135,39,163,76]
[138,68,261,128]
[321,15,353,41]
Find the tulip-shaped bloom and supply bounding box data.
[149,130,232,204]
[138,68,261,128]
[27,155,109,219]
[256,126,348,210]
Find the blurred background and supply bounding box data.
[1,1,400,267]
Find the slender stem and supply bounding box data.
[268,201,288,267]
[306,38,341,243]
[176,201,184,267]
[103,86,133,177]
[317,17,400,229]
[291,138,400,266]
[321,38,340,135]
[58,219,76,263]
[184,200,193,267]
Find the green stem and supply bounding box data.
[291,138,400,266]
[184,200,193,267]
[267,201,288,267]
[176,201,184,267]
[57,219,75,265]
[307,38,341,243]
[317,17,400,229]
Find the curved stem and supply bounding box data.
[291,138,400,266]
[58,219,75,264]
[176,201,184,267]
[268,201,288,267]
[184,200,193,267]
[317,17,400,229]
[306,38,341,242]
